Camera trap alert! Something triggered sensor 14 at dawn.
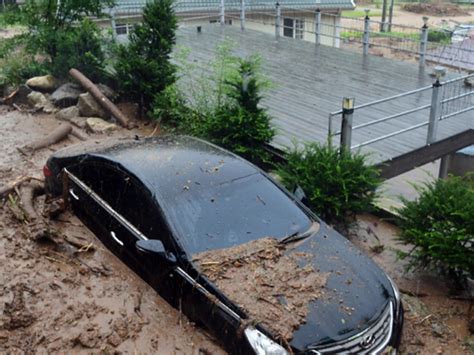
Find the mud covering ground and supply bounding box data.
[193,237,328,342]
[353,214,473,355]
[0,105,225,354]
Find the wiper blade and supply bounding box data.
[279,222,320,244]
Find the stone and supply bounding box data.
[86,117,118,134]
[96,84,117,101]
[26,75,56,92]
[431,322,444,338]
[5,85,32,106]
[27,91,55,113]
[50,83,84,108]
[77,93,107,119]
[56,106,80,121]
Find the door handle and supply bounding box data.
[69,188,80,200]
[110,231,124,246]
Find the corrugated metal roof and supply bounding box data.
[113,0,354,15]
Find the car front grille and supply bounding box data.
[310,302,394,354]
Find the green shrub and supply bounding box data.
[47,19,106,81]
[277,144,381,226]
[115,0,177,116]
[427,29,451,44]
[396,176,474,282]
[0,48,49,88]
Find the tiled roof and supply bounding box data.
[113,0,355,15]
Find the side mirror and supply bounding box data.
[136,239,177,264]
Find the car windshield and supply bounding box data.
[164,173,314,254]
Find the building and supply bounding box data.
[110,0,355,47]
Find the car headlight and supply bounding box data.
[244,327,289,355]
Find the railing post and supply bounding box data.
[427,68,445,144]
[220,0,225,25]
[110,7,117,40]
[334,12,341,48]
[363,9,370,56]
[419,16,429,67]
[340,97,355,151]
[275,2,281,38]
[240,0,245,31]
[315,9,321,45]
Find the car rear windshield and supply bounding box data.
[165,173,313,254]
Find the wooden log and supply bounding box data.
[19,181,45,222]
[17,122,72,155]
[0,176,43,199]
[70,127,88,141]
[69,68,131,128]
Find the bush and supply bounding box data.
[396,176,474,282]
[277,144,381,226]
[0,48,49,89]
[115,0,177,116]
[197,57,275,162]
[47,19,106,81]
[428,29,451,44]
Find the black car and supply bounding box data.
[44,135,403,354]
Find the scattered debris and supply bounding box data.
[86,117,118,134]
[193,238,328,341]
[70,68,131,128]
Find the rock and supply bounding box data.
[26,75,56,92]
[27,91,56,113]
[96,84,117,102]
[431,322,444,338]
[50,83,84,108]
[86,117,118,134]
[77,93,107,119]
[56,106,80,121]
[5,85,32,106]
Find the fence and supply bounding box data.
[328,73,474,157]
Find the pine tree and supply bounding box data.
[115,0,177,117]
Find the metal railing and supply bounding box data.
[328,74,474,154]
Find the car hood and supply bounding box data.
[284,222,394,351]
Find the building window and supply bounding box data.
[209,19,233,25]
[283,18,304,40]
[115,24,129,35]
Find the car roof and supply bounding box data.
[55,135,260,199]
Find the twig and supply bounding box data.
[415,314,433,325]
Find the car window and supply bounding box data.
[164,173,313,254]
[72,162,166,240]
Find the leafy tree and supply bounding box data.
[277,143,381,227]
[1,0,112,79]
[115,0,177,116]
[396,176,474,284]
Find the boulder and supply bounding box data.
[4,85,32,106]
[86,117,118,134]
[56,106,80,121]
[26,75,56,92]
[96,84,117,101]
[27,91,55,113]
[77,93,107,119]
[50,83,84,108]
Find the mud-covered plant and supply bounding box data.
[277,144,381,226]
[396,176,474,282]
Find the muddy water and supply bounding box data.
[0,105,225,353]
